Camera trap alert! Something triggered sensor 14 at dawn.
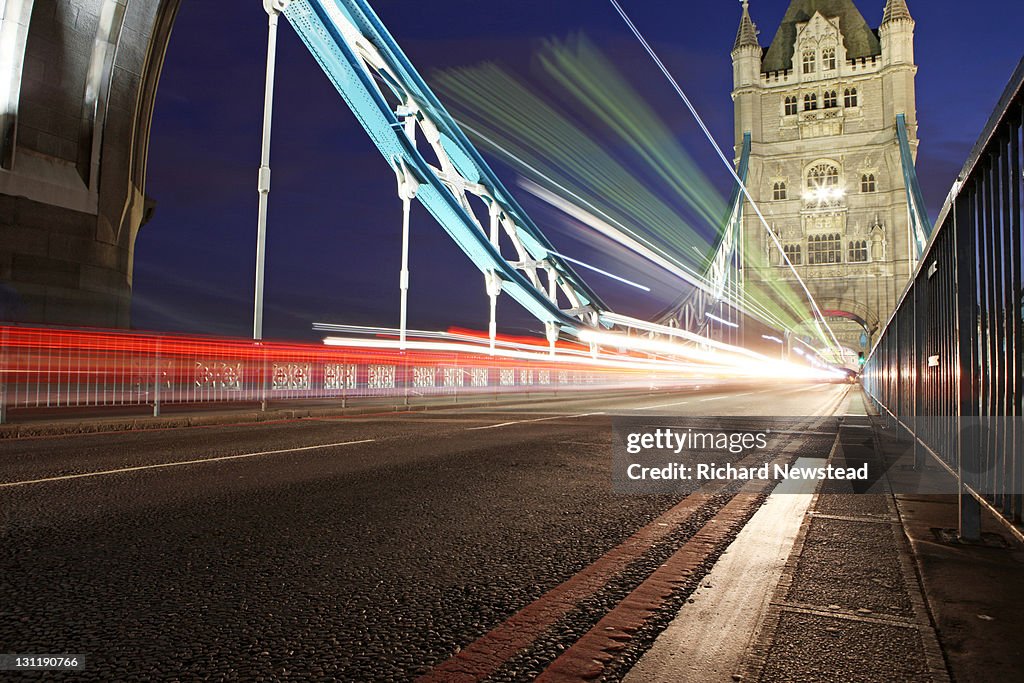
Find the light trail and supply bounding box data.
[444,53,816,339]
[320,324,844,384]
[606,0,844,356]
[545,250,651,292]
[706,312,739,328]
[522,179,794,333]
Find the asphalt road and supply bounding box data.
[0,382,851,681]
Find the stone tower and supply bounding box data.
[732,0,919,356]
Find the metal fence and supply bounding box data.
[0,325,691,422]
[862,57,1024,539]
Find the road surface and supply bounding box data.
[0,383,851,680]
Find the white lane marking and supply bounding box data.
[639,390,756,410]
[465,412,604,431]
[0,439,376,489]
[636,400,691,410]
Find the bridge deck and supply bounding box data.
[1,385,1021,681]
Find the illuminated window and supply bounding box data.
[822,47,837,70]
[844,87,859,107]
[807,163,840,189]
[848,240,869,262]
[802,50,816,74]
[804,93,818,111]
[783,244,802,265]
[823,90,838,108]
[861,173,877,192]
[808,234,842,264]
[784,96,798,116]
[773,182,788,201]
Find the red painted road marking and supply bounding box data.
[417,491,717,683]
[536,479,776,682]
[418,452,770,683]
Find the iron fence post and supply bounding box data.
[260,344,269,412]
[153,341,161,417]
[954,183,982,541]
[0,328,7,426]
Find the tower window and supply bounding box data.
[783,244,802,265]
[808,234,842,265]
[807,163,840,189]
[823,90,838,108]
[804,93,818,111]
[802,50,816,74]
[773,182,788,201]
[861,173,877,192]
[844,87,859,107]
[822,48,837,71]
[848,240,869,263]
[784,96,798,116]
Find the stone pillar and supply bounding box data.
[0,0,180,327]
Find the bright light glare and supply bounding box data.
[762,335,784,345]
[706,312,739,328]
[803,187,846,203]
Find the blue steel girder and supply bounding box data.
[656,133,751,335]
[896,114,933,258]
[281,0,611,335]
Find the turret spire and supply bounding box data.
[882,0,913,24]
[733,0,760,51]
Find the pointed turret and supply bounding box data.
[882,0,913,24]
[732,1,762,92]
[880,0,915,68]
[733,1,760,52]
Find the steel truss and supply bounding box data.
[279,0,610,348]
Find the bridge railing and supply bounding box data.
[0,325,692,422]
[863,57,1024,539]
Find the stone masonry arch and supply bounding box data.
[0,0,181,326]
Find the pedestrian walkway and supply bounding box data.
[741,416,948,682]
[628,406,1024,682]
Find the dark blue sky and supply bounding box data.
[133,0,1024,341]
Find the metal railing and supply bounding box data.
[0,325,697,423]
[863,57,1024,540]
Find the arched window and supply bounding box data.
[823,90,838,108]
[783,244,802,265]
[784,96,798,116]
[805,164,842,205]
[808,234,842,265]
[802,50,816,74]
[804,93,818,111]
[848,240,869,262]
[807,163,840,189]
[822,47,837,71]
[861,173,877,192]
[844,88,859,107]
[773,182,788,201]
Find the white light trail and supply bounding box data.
[706,312,739,328]
[321,332,844,383]
[606,0,843,355]
[546,250,651,292]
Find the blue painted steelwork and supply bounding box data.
[655,133,767,337]
[896,114,933,257]
[281,0,609,335]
